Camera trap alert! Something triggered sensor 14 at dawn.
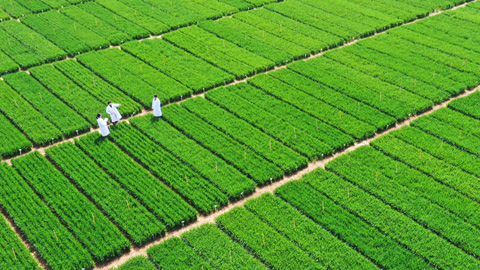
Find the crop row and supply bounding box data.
[130,114,256,200]
[96,0,167,35]
[115,256,157,270]
[0,0,39,17]
[0,163,94,269]
[0,50,18,75]
[344,44,465,96]
[0,20,66,63]
[277,175,432,269]
[371,134,480,204]
[432,107,480,139]
[20,7,111,57]
[207,84,350,156]
[0,28,44,69]
[244,193,377,269]
[46,142,166,246]
[407,17,480,59]
[29,64,105,127]
[109,123,228,214]
[289,56,433,120]
[357,35,478,88]
[75,132,198,229]
[122,38,234,92]
[0,7,9,19]
[411,116,480,157]
[78,2,149,40]
[239,8,343,49]
[233,9,329,53]
[95,48,192,103]
[297,0,396,32]
[324,49,450,103]
[326,149,480,262]
[3,72,91,138]
[182,223,266,270]
[147,237,211,270]
[163,104,283,185]
[199,19,293,65]
[392,126,480,178]
[53,59,142,115]
[449,91,480,121]
[390,28,480,77]
[0,80,63,146]
[163,26,274,79]
[61,5,130,46]
[0,213,40,269]
[182,97,308,174]
[199,17,309,65]
[345,145,480,233]
[217,207,321,270]
[0,113,31,158]
[12,152,130,263]
[269,69,396,130]
[249,74,377,139]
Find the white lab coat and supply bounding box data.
[106,104,122,123]
[97,118,110,137]
[152,98,162,117]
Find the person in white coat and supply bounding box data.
[96,113,110,137]
[106,101,122,125]
[152,94,162,118]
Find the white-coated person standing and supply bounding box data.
[106,101,122,125]
[152,94,162,118]
[96,113,110,137]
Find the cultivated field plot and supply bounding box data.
[0,0,479,269]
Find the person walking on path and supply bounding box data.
[96,113,110,137]
[152,94,162,118]
[106,101,122,125]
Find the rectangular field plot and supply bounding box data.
[163,26,274,79]
[122,38,234,92]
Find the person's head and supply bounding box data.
[96,113,102,119]
[154,94,158,99]
[107,101,112,106]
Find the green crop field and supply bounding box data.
[0,0,479,269]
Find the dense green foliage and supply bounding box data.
[29,64,105,127]
[0,113,31,158]
[0,163,94,270]
[12,152,130,263]
[207,85,338,159]
[46,142,166,246]
[0,215,40,269]
[245,194,377,269]
[148,238,211,270]
[164,104,283,184]
[182,224,267,270]
[130,114,256,200]
[0,80,62,146]
[4,72,91,137]
[217,207,322,270]
[76,132,198,229]
[109,123,229,214]
[182,97,308,173]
